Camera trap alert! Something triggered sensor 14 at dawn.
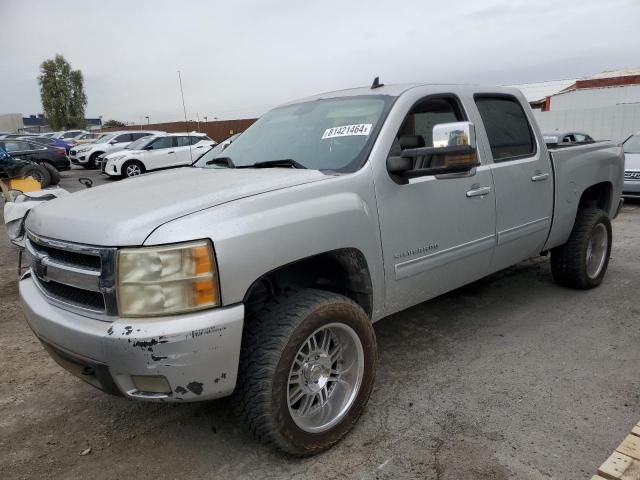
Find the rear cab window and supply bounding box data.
[474,96,535,161]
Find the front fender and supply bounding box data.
[144,171,385,320]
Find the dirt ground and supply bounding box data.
[1,168,639,479]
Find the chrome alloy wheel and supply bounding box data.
[586,223,608,279]
[287,323,364,433]
[126,164,142,177]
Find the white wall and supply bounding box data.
[0,113,24,132]
[533,103,640,142]
[550,85,640,110]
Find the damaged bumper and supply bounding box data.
[19,276,244,402]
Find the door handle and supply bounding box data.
[466,186,491,197]
[531,172,549,182]
[168,151,175,154]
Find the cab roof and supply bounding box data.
[283,83,525,105]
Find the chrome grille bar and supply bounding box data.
[26,231,118,318]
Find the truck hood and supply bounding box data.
[625,153,640,171]
[26,167,332,246]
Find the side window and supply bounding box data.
[189,136,203,145]
[148,137,173,150]
[475,96,535,161]
[4,141,27,152]
[28,142,46,150]
[131,132,150,140]
[115,134,132,143]
[176,136,191,147]
[396,97,462,150]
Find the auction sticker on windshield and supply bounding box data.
[322,124,372,139]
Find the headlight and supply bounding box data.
[117,240,220,317]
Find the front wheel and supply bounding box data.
[234,289,377,456]
[550,208,612,289]
[122,160,144,178]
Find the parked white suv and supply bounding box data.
[69,130,164,168]
[101,132,214,177]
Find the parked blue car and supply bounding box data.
[21,136,73,154]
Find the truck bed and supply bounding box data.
[544,141,624,251]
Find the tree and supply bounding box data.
[103,119,126,128]
[38,54,87,130]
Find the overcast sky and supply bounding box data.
[1,0,639,124]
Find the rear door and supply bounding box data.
[474,95,553,273]
[173,136,195,166]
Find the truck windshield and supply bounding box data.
[194,96,391,172]
[623,134,640,153]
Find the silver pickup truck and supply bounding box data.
[19,83,624,455]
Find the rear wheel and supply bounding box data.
[41,162,61,185]
[550,208,612,289]
[234,289,377,456]
[20,163,51,188]
[122,160,145,178]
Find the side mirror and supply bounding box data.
[388,121,479,177]
[143,145,153,150]
[109,140,118,145]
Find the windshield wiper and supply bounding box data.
[205,156,235,168]
[241,159,307,169]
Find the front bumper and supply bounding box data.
[622,180,640,198]
[69,152,89,164]
[20,276,244,401]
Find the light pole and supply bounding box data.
[145,116,149,125]
[99,115,103,132]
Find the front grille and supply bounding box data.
[42,281,106,310]
[29,241,101,269]
[624,171,640,180]
[26,232,118,316]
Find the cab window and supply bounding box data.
[395,97,462,150]
[475,96,535,161]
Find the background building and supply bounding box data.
[0,113,102,133]
[513,68,640,142]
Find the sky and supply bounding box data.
[1,0,639,124]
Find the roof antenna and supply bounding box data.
[371,76,384,89]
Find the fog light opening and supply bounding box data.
[131,375,172,394]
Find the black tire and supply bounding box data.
[550,208,612,289]
[20,163,51,188]
[234,288,377,456]
[87,152,102,169]
[122,160,145,178]
[41,162,61,185]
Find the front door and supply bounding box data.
[375,95,497,315]
[474,95,554,273]
[145,136,175,170]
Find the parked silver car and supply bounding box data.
[623,132,640,198]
